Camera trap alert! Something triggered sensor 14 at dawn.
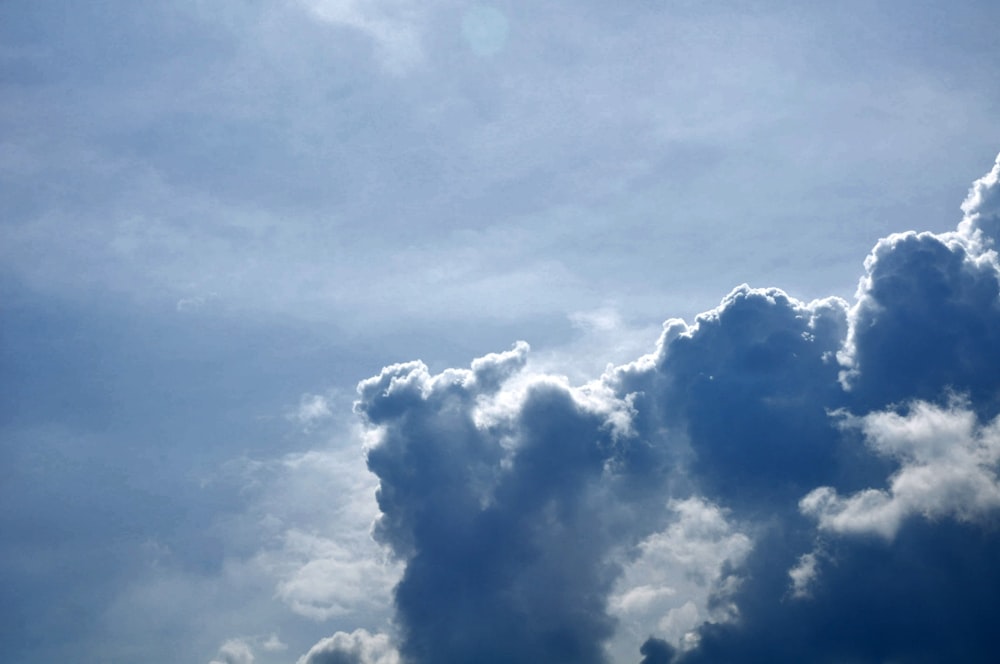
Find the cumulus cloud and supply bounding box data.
[297,629,398,664]
[609,498,751,656]
[959,151,1000,247]
[801,400,1000,539]
[355,342,654,662]
[210,638,254,664]
[331,152,1000,662]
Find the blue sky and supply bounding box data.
[2,1,1000,662]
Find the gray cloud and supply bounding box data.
[209,638,255,664]
[336,151,1000,663]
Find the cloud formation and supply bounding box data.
[801,400,1000,540]
[297,629,399,664]
[210,638,255,664]
[321,151,1000,662]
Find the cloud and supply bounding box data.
[667,152,1000,662]
[801,400,1000,540]
[300,0,426,72]
[355,342,648,662]
[609,498,751,656]
[210,638,255,664]
[638,636,677,664]
[611,285,852,509]
[838,155,1000,409]
[959,151,1000,247]
[297,629,399,664]
[290,393,335,431]
[267,529,398,621]
[333,151,1000,663]
[261,634,287,651]
[233,445,402,623]
[786,551,820,599]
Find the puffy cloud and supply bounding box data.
[959,151,1000,247]
[209,638,254,664]
[668,153,1000,662]
[838,152,1000,411]
[338,152,1000,663]
[297,629,399,664]
[609,498,751,656]
[611,285,852,509]
[356,342,654,663]
[801,400,1000,539]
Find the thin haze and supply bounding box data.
[1,1,1000,663]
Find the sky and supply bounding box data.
[2,1,1000,662]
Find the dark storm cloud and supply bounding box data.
[609,285,852,511]
[355,342,665,663]
[638,637,677,664]
[335,151,1000,663]
[668,153,1000,663]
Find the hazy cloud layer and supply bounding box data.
[328,152,1000,662]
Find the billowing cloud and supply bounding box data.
[801,400,1000,539]
[355,341,649,662]
[608,497,751,657]
[960,152,1000,247]
[330,151,1000,662]
[297,629,399,664]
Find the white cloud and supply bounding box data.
[263,529,398,620]
[612,584,677,615]
[959,151,1000,247]
[229,444,402,622]
[261,634,288,651]
[291,394,335,431]
[210,638,255,664]
[608,497,752,657]
[657,600,702,643]
[297,628,399,664]
[801,400,1000,539]
[787,551,820,599]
